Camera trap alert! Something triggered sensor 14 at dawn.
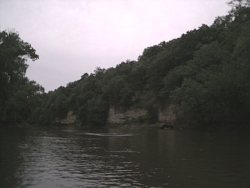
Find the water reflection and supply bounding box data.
[1,126,250,187]
[0,127,26,188]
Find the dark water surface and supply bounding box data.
[1,126,250,188]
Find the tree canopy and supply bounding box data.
[0,30,44,125]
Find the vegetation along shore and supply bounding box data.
[1,0,250,130]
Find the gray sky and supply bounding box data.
[0,0,230,92]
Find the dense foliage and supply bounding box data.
[0,30,44,125]
[2,1,250,128]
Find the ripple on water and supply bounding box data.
[16,131,144,188]
[78,132,135,137]
[4,127,249,188]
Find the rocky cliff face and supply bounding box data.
[107,104,176,124]
[108,107,147,124]
[56,104,176,125]
[158,104,176,123]
[55,111,77,124]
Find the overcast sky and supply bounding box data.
[1,0,230,92]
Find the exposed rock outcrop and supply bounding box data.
[158,104,176,123]
[108,104,176,125]
[55,111,76,124]
[108,107,147,124]
[56,104,176,126]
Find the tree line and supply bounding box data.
[1,0,250,128]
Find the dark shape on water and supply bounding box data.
[159,123,174,130]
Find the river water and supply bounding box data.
[1,126,250,188]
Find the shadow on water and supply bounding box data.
[0,127,40,188]
[1,125,250,187]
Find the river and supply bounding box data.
[1,126,250,188]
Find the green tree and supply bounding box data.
[0,30,42,125]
